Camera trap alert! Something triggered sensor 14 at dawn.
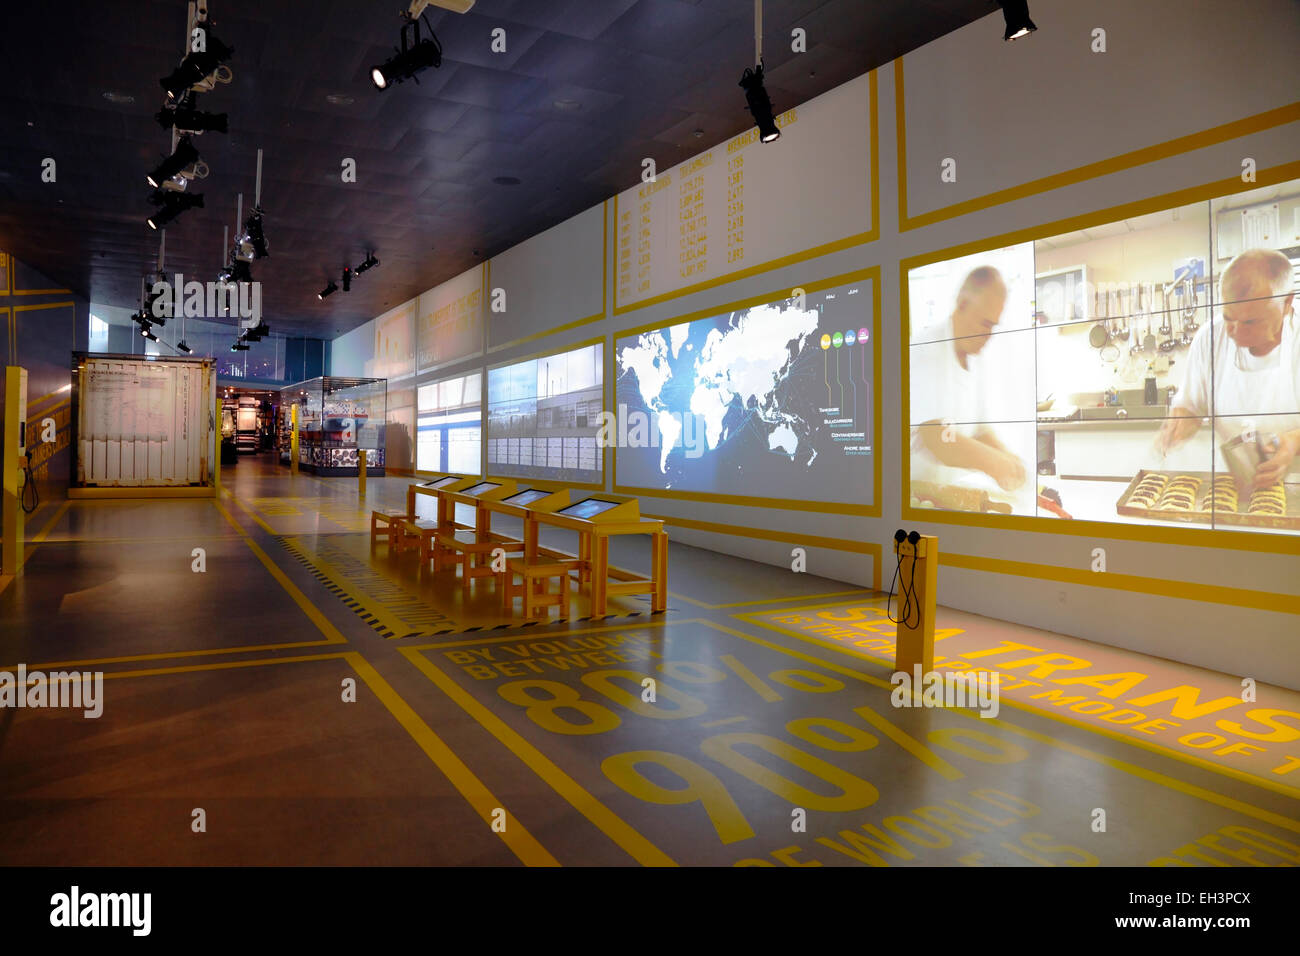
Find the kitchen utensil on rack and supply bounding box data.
[1143,314,1157,353]
[1157,284,1172,336]
[1089,319,1110,349]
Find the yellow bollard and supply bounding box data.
[3,366,29,576]
[358,450,367,500]
[290,403,299,476]
[893,534,937,677]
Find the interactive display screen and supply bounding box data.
[504,489,551,507]
[906,177,1300,535]
[488,343,603,483]
[615,279,874,504]
[417,372,481,475]
[461,481,501,497]
[558,498,620,519]
[422,476,461,488]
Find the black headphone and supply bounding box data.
[887,529,921,628]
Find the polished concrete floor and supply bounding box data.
[1,456,1297,867]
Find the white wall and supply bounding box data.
[331,0,1300,687]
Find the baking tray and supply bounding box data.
[1115,470,1300,531]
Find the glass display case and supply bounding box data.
[279,376,387,476]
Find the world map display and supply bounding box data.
[615,282,873,504]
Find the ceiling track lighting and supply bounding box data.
[739,63,780,143]
[156,103,228,134]
[355,253,380,274]
[159,29,234,101]
[236,205,269,260]
[230,341,250,352]
[176,340,193,354]
[371,12,442,90]
[147,136,200,188]
[341,266,352,292]
[147,190,204,230]
[318,280,338,300]
[1000,1,1037,41]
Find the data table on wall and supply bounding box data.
[614,75,873,311]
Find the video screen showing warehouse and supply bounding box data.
[416,372,481,475]
[615,280,874,505]
[487,343,603,483]
[906,178,1300,535]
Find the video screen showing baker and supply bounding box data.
[908,246,1037,515]
[1158,247,1299,494]
[1028,178,1300,534]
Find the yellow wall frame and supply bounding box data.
[612,70,880,316]
[893,58,1300,232]
[613,265,882,516]
[484,333,608,491]
[898,159,1300,557]
[486,200,609,354]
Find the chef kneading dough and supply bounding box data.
[910,266,1031,502]
[1157,248,1300,488]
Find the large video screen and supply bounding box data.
[614,278,875,505]
[487,343,603,483]
[906,177,1300,536]
[416,372,481,474]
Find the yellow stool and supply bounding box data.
[502,558,577,618]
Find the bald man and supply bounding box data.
[1157,247,1300,488]
[910,265,1028,493]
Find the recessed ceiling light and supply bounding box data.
[326,93,355,106]
[553,98,582,112]
[493,176,521,186]
[103,90,135,104]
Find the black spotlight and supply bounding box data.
[147,136,200,188]
[243,320,270,342]
[177,340,194,354]
[147,190,204,230]
[221,257,253,283]
[1000,1,1037,40]
[341,266,352,292]
[318,281,338,300]
[355,253,380,274]
[160,31,235,100]
[238,207,269,259]
[156,104,228,134]
[739,64,780,143]
[140,323,158,341]
[231,340,250,352]
[371,14,442,90]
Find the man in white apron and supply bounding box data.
[1157,247,1299,488]
[910,266,1031,500]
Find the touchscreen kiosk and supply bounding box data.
[462,481,502,497]
[558,498,621,520]
[504,489,551,507]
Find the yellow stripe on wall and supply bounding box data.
[941,551,1300,616]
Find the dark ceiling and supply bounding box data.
[0,0,994,338]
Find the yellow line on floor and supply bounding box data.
[29,500,70,543]
[30,535,246,545]
[94,651,350,681]
[715,617,1300,806]
[212,498,347,646]
[222,489,280,536]
[346,652,559,867]
[3,637,350,673]
[401,646,678,867]
[406,618,669,651]
[709,589,881,610]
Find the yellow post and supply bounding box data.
[893,534,937,678]
[358,449,367,500]
[290,403,299,476]
[3,366,29,576]
[213,408,221,492]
